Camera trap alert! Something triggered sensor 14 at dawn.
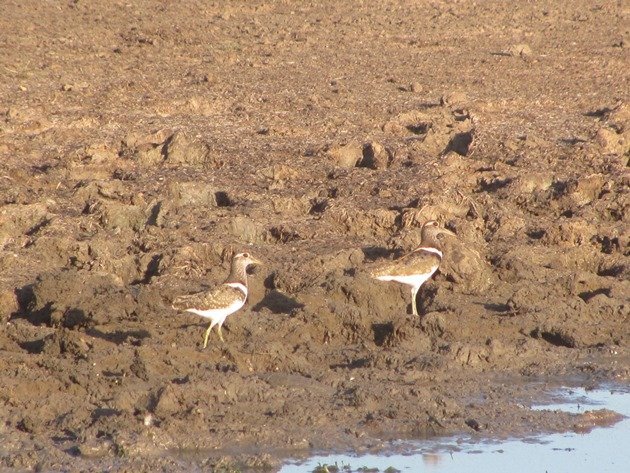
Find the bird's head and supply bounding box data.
[233,252,262,269]
[421,220,456,243]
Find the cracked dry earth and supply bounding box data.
[0,0,629,471]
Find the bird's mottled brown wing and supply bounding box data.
[370,248,441,278]
[172,284,246,311]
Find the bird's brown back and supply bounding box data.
[370,247,442,278]
[172,284,246,311]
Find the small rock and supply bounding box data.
[440,237,495,295]
[441,91,468,107]
[411,82,423,93]
[166,181,218,207]
[465,418,482,431]
[510,173,553,194]
[508,43,533,58]
[328,142,363,168]
[134,143,164,166]
[361,141,391,169]
[164,131,217,166]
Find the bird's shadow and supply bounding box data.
[362,245,399,262]
[85,327,151,345]
[253,290,304,314]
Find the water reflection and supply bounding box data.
[280,385,630,473]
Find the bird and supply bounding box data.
[172,252,262,348]
[370,220,456,316]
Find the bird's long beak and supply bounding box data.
[250,256,263,266]
[439,227,457,237]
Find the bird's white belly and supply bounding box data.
[376,270,436,288]
[186,299,245,324]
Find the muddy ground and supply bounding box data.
[0,0,628,471]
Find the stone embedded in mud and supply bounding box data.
[508,173,554,194]
[444,130,475,156]
[508,43,533,58]
[134,143,165,166]
[163,131,218,167]
[166,181,219,208]
[327,141,363,168]
[360,141,392,169]
[441,91,469,108]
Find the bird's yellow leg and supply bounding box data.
[203,322,216,348]
[411,286,419,316]
[217,325,225,343]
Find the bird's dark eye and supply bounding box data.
[242,253,249,258]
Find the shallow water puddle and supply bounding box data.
[280,385,630,473]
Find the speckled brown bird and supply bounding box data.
[370,220,456,316]
[172,252,261,348]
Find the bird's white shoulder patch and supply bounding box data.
[225,282,248,296]
[416,247,443,258]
